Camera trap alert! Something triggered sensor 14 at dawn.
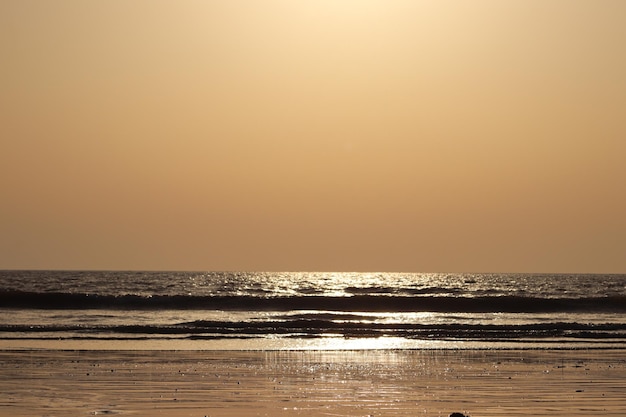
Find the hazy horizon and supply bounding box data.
[1,1,625,273]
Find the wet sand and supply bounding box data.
[1,349,625,417]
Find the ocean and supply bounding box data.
[1,271,625,350]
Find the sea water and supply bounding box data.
[1,271,625,350]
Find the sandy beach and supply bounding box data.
[1,349,625,417]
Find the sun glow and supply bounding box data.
[286,0,390,16]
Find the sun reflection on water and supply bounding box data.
[285,336,439,351]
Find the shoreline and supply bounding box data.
[2,348,626,416]
[0,346,626,350]
[2,336,625,351]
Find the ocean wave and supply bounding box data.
[1,290,625,313]
[1,321,625,340]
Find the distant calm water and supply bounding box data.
[1,271,625,349]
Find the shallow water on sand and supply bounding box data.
[1,349,625,417]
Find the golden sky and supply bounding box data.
[1,0,625,272]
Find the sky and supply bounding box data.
[1,0,625,273]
